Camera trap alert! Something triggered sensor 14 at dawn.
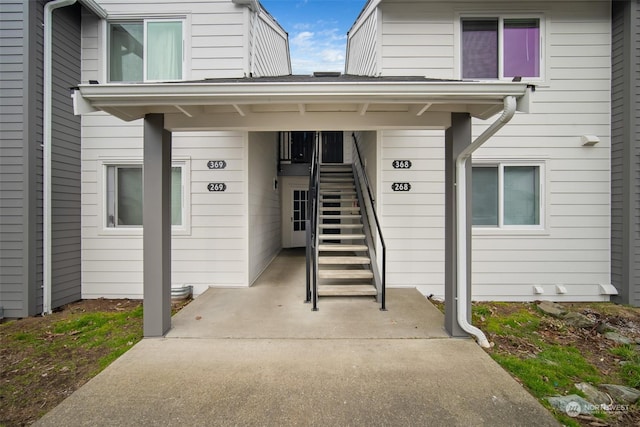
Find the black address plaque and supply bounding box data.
[207,160,227,169]
[392,160,412,169]
[207,183,227,192]
[392,182,411,192]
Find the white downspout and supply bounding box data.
[455,96,517,348]
[43,0,78,315]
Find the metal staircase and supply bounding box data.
[316,164,377,297]
[306,134,386,311]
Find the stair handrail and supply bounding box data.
[351,133,387,310]
[306,132,320,310]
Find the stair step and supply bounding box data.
[320,198,359,203]
[319,207,360,212]
[320,164,352,169]
[320,177,354,181]
[318,284,377,296]
[319,214,361,219]
[319,244,368,251]
[319,269,374,280]
[318,224,363,229]
[320,172,352,177]
[318,256,370,265]
[320,190,356,196]
[320,185,355,190]
[319,234,365,240]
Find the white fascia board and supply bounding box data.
[79,0,107,18]
[76,81,530,109]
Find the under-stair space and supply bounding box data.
[316,164,377,297]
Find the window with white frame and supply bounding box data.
[472,164,542,228]
[461,17,541,80]
[106,165,184,227]
[108,19,184,82]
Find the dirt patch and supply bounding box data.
[0,298,189,427]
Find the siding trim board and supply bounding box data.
[610,1,640,307]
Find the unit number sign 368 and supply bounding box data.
[392,160,412,169]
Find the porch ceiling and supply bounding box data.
[73,76,532,131]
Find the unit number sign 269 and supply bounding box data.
[207,183,227,192]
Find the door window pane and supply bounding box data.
[504,19,540,78]
[472,167,499,226]
[504,166,539,225]
[146,21,183,80]
[109,23,143,82]
[293,190,307,232]
[462,19,498,79]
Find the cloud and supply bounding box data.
[288,22,348,74]
[291,31,314,48]
[320,49,344,63]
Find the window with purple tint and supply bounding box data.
[504,19,540,78]
[461,17,541,80]
[462,19,498,79]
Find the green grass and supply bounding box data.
[1,303,145,425]
[610,344,640,388]
[472,302,607,423]
[473,303,543,339]
[493,345,601,398]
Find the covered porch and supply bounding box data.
[34,246,558,427]
[168,248,448,339]
[72,75,533,341]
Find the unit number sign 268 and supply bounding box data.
[392,183,411,191]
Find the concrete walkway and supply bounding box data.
[35,249,559,426]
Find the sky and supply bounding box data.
[260,0,368,75]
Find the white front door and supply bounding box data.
[283,183,309,248]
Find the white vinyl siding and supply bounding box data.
[82,1,251,82]
[81,114,248,298]
[346,7,379,76]
[80,1,293,299]
[248,132,281,284]
[473,2,610,300]
[250,10,290,77]
[369,1,611,301]
[381,130,445,291]
[380,3,454,79]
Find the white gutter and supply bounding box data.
[455,96,517,348]
[43,0,107,315]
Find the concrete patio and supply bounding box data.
[35,249,559,426]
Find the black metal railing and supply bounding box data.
[305,135,320,310]
[352,133,387,310]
